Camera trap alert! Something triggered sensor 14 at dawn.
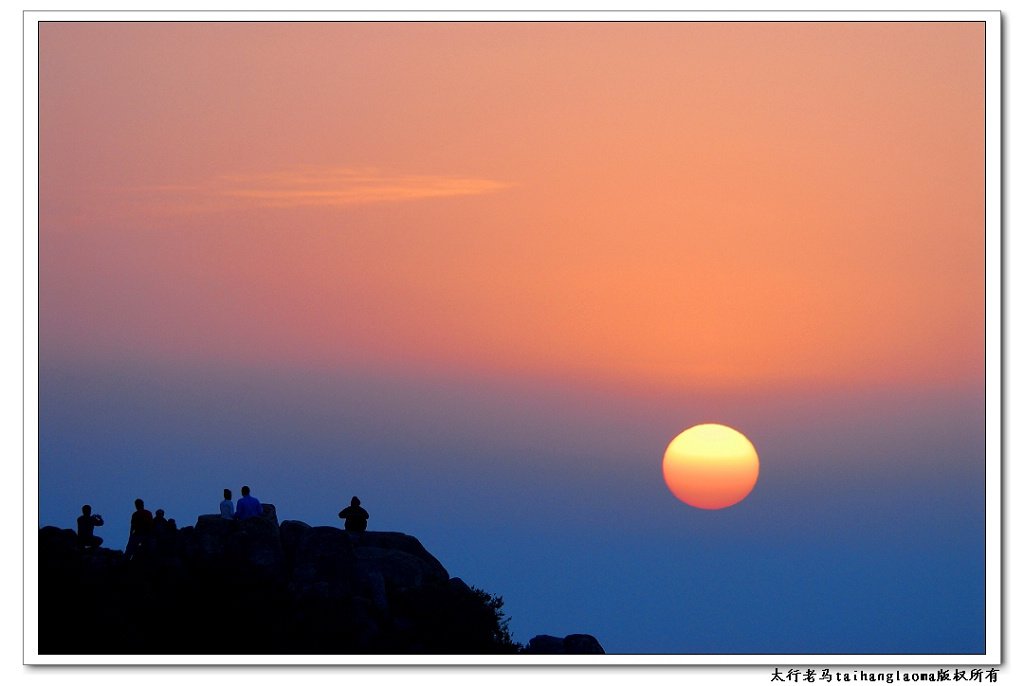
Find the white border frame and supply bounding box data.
[22,9,1002,669]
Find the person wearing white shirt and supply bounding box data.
[220,489,234,519]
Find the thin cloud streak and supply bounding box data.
[213,168,513,208]
[78,167,513,222]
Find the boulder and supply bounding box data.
[354,546,445,590]
[193,514,237,557]
[192,504,284,578]
[564,633,605,654]
[291,525,360,599]
[525,633,605,654]
[39,526,124,573]
[38,526,78,562]
[347,531,449,585]
[447,576,472,594]
[235,507,284,571]
[39,525,76,546]
[525,634,565,653]
[258,502,279,526]
[364,571,388,610]
[279,519,311,569]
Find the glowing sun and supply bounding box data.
[662,423,759,510]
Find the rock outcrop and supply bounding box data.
[38,505,522,655]
[524,633,605,654]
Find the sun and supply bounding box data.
[662,423,759,510]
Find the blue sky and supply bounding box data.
[37,356,986,654]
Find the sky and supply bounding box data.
[33,19,990,659]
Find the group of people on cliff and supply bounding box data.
[75,487,371,555]
[76,499,179,557]
[125,499,182,559]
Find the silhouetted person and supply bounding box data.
[338,496,369,532]
[163,517,183,556]
[125,498,153,560]
[235,485,263,521]
[152,509,168,535]
[220,489,234,519]
[151,509,175,555]
[76,505,103,550]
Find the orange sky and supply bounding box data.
[38,21,986,393]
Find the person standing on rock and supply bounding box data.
[76,505,104,550]
[152,509,168,535]
[125,498,153,560]
[338,496,369,532]
[220,489,234,519]
[235,485,263,521]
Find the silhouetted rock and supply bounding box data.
[564,633,605,654]
[525,634,564,653]
[39,525,124,571]
[193,514,234,554]
[188,503,285,582]
[292,525,359,600]
[235,508,285,575]
[38,511,534,655]
[524,633,605,654]
[280,519,311,569]
[257,502,279,526]
[280,519,310,550]
[349,531,449,589]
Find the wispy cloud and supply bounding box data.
[84,167,513,222]
[210,168,513,208]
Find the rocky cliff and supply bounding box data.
[38,504,603,655]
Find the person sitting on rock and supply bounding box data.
[125,498,153,560]
[338,496,369,532]
[220,489,234,519]
[235,485,263,521]
[76,504,104,550]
